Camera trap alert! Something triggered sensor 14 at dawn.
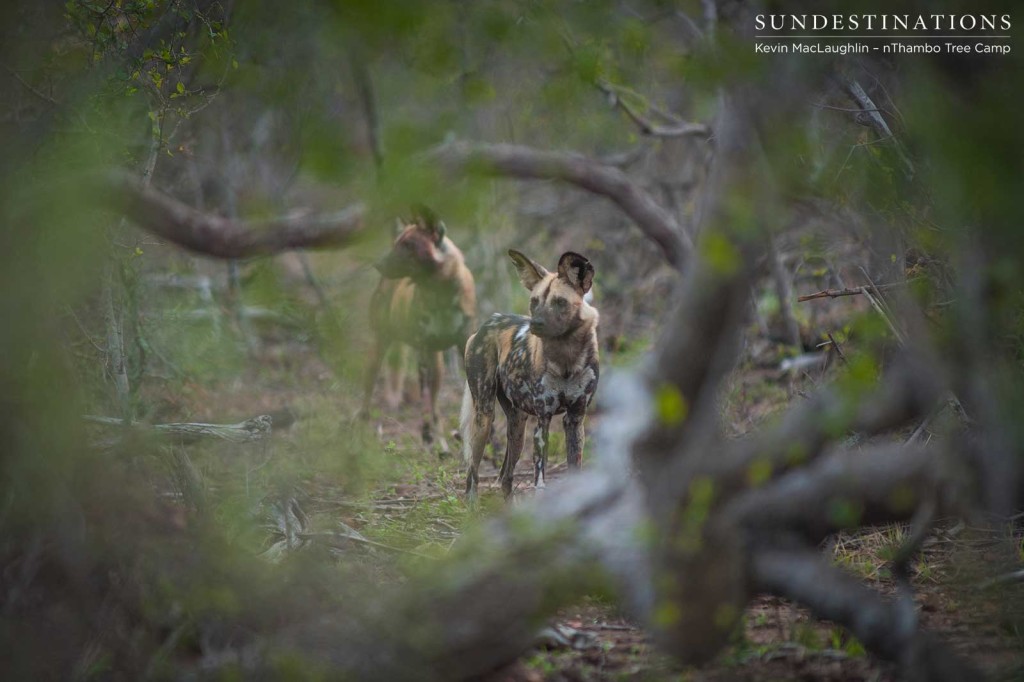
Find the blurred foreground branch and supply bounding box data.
[434,140,692,269]
[97,171,365,259]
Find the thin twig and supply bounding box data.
[858,268,906,345]
[811,102,891,116]
[3,64,61,108]
[826,333,847,365]
[596,79,710,138]
[797,280,910,302]
[843,79,914,178]
[799,285,866,302]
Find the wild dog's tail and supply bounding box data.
[460,381,475,465]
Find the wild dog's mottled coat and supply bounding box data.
[361,208,476,454]
[462,250,599,499]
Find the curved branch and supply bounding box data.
[751,549,982,681]
[434,140,691,269]
[596,80,711,139]
[716,353,942,492]
[727,444,953,544]
[99,172,365,259]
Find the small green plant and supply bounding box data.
[828,627,867,657]
[791,621,824,651]
[523,653,558,675]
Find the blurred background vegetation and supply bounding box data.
[1,0,1022,679]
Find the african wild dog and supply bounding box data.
[360,207,476,456]
[461,250,599,499]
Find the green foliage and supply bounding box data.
[655,383,688,426]
[700,232,741,276]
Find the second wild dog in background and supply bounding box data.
[462,250,599,500]
[360,207,476,456]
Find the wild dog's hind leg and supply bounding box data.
[464,397,495,500]
[358,339,388,419]
[532,416,552,489]
[497,393,527,499]
[464,333,497,501]
[563,410,585,469]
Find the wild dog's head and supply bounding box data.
[508,250,597,339]
[375,205,449,280]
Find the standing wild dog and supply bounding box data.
[360,207,476,456]
[462,250,599,499]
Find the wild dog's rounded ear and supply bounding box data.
[411,204,446,244]
[411,203,434,222]
[508,250,549,291]
[557,252,594,294]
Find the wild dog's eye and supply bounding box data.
[530,297,539,310]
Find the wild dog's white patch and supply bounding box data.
[515,322,530,342]
[459,381,474,465]
[540,366,596,405]
[533,428,547,489]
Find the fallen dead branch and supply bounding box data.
[83,414,272,443]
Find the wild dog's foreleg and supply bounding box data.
[418,351,447,455]
[497,394,527,499]
[563,410,586,469]
[382,345,408,410]
[532,416,552,489]
[358,339,389,419]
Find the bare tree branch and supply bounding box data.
[797,282,907,302]
[596,80,711,139]
[434,140,691,269]
[843,79,915,179]
[728,444,954,543]
[97,171,365,259]
[718,353,942,490]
